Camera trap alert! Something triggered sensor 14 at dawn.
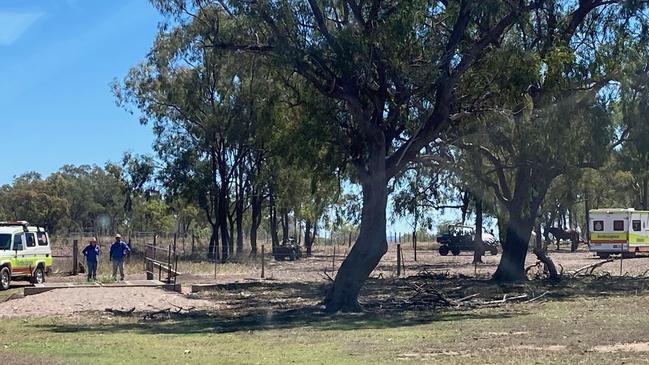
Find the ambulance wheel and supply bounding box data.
[451,248,461,256]
[31,267,45,284]
[439,246,449,256]
[0,267,10,291]
[597,253,610,259]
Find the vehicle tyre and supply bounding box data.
[0,267,10,291]
[597,252,610,259]
[439,246,449,256]
[490,247,498,255]
[31,266,45,284]
[274,255,283,261]
[451,248,461,256]
[289,251,296,261]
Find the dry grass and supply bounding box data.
[5,275,649,364]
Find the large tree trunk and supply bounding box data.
[311,222,318,251]
[325,155,388,312]
[493,215,533,282]
[493,173,550,282]
[304,219,313,256]
[281,210,289,243]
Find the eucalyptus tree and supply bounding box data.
[148,0,648,310]
[0,173,70,233]
[114,13,282,260]
[616,49,649,210]
[453,1,649,281]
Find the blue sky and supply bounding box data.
[0,1,481,235]
[0,0,159,185]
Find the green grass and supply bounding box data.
[3,293,649,364]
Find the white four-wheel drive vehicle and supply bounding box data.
[0,221,53,290]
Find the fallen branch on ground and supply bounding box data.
[164,300,196,313]
[570,259,614,276]
[524,291,550,303]
[481,294,529,305]
[455,293,480,303]
[105,307,135,316]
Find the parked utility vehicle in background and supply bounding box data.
[436,224,499,256]
[273,237,303,261]
[589,208,649,258]
[0,221,52,290]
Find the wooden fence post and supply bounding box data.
[261,244,265,279]
[411,231,416,261]
[72,239,78,275]
[146,242,154,280]
[397,243,401,277]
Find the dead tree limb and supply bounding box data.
[533,248,560,281]
[571,258,614,276]
[455,293,480,303]
[524,291,550,303]
[105,307,136,316]
[482,294,528,305]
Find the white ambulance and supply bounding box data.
[588,208,649,258]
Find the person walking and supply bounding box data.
[109,234,130,281]
[81,237,100,281]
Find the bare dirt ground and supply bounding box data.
[177,242,649,284]
[4,242,649,319]
[0,287,217,319]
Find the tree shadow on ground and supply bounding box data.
[34,272,649,336]
[35,305,520,335]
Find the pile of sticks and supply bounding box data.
[408,282,452,309]
[406,281,550,310]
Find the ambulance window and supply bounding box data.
[25,233,36,247]
[614,220,625,231]
[37,232,48,246]
[633,220,641,232]
[593,220,604,231]
[0,234,10,250]
[12,234,23,250]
